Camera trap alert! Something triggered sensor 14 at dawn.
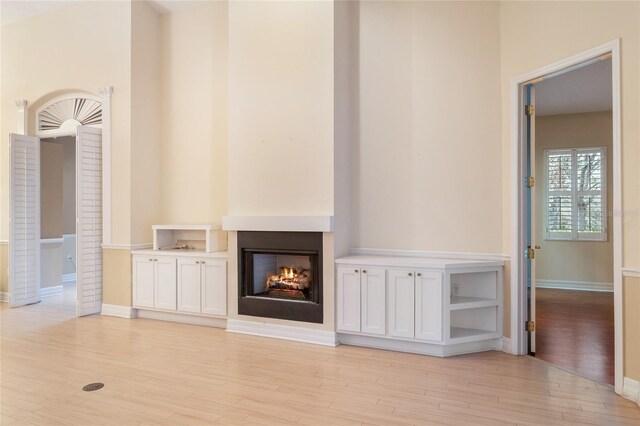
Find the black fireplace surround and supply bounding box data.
[238,231,323,323]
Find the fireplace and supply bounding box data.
[238,231,323,323]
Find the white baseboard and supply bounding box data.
[622,377,640,407]
[351,248,510,262]
[536,279,613,292]
[101,304,136,319]
[62,273,76,283]
[501,336,513,354]
[0,291,8,303]
[226,319,337,347]
[338,333,501,357]
[136,309,226,328]
[40,285,63,298]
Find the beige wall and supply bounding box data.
[227,0,334,217]
[62,137,76,235]
[624,277,640,381]
[159,2,228,227]
[500,1,640,383]
[102,249,132,306]
[535,112,613,284]
[40,141,64,239]
[354,1,502,253]
[131,0,162,244]
[0,244,7,294]
[0,1,133,245]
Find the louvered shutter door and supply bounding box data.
[76,126,103,316]
[9,134,41,307]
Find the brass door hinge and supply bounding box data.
[526,321,535,332]
[526,176,535,188]
[525,246,535,259]
[525,104,535,116]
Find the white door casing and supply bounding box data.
[76,126,103,316]
[9,134,41,307]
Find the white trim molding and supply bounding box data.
[62,273,76,283]
[622,267,640,278]
[16,100,27,134]
[101,243,152,251]
[622,377,640,407]
[137,309,226,328]
[352,248,509,262]
[222,216,334,232]
[536,280,613,292]
[226,319,338,347]
[101,304,136,319]
[501,336,512,354]
[40,285,63,298]
[0,292,8,303]
[40,238,64,245]
[510,39,624,395]
[0,240,9,246]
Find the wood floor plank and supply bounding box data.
[1,290,638,426]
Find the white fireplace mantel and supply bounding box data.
[222,216,334,232]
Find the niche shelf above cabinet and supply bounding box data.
[152,224,227,253]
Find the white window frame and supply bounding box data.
[544,147,607,242]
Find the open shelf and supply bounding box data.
[449,296,499,310]
[450,327,501,342]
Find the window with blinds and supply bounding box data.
[544,147,606,241]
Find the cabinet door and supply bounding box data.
[201,260,227,316]
[132,256,154,308]
[177,258,201,313]
[337,266,361,332]
[415,270,443,342]
[388,269,415,338]
[154,257,177,311]
[361,268,386,335]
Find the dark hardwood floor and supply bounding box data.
[535,288,614,385]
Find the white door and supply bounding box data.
[9,134,41,307]
[201,260,227,316]
[76,126,103,316]
[414,271,443,342]
[388,269,415,338]
[336,266,361,332]
[177,258,201,313]
[360,267,386,335]
[155,257,177,310]
[133,255,154,308]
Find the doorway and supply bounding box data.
[40,135,77,314]
[9,126,103,317]
[511,40,623,392]
[530,57,614,384]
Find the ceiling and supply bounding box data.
[0,0,200,26]
[535,58,612,116]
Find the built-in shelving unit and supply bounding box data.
[153,224,227,253]
[335,255,503,357]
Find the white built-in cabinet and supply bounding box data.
[133,252,227,317]
[177,258,227,316]
[336,256,503,357]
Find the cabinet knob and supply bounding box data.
[408,272,413,277]
[149,258,153,262]
[354,269,359,273]
[196,261,200,264]
[201,261,206,265]
[362,269,367,273]
[154,259,158,262]
[417,273,421,277]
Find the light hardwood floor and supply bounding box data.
[1,289,639,426]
